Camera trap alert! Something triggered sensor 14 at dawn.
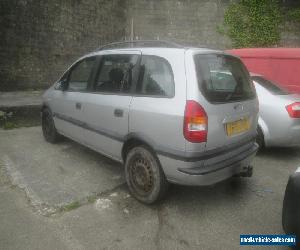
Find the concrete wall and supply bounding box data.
[1,0,300,91]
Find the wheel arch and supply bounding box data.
[41,103,51,113]
[258,116,270,146]
[121,134,158,163]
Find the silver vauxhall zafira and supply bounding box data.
[42,41,259,204]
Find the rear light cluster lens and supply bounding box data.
[286,102,300,118]
[183,100,208,143]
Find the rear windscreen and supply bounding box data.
[194,54,256,103]
[251,76,289,95]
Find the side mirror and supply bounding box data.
[55,79,68,91]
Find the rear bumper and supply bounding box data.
[158,142,258,186]
[263,117,300,147]
[286,124,300,147]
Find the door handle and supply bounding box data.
[114,109,123,117]
[75,102,82,110]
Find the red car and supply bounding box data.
[227,48,300,95]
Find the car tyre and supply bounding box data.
[125,146,169,204]
[256,126,264,150]
[42,108,60,143]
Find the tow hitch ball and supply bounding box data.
[236,165,253,177]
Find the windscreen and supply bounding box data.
[194,54,256,103]
[251,76,289,95]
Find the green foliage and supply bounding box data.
[0,110,41,129]
[223,0,282,48]
[286,8,300,22]
[3,122,18,130]
[60,201,81,212]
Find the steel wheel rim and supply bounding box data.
[129,154,154,196]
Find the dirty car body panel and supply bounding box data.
[43,46,258,187]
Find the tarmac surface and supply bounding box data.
[1,126,299,249]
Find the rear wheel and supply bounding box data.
[42,108,60,143]
[125,146,169,204]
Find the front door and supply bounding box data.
[52,56,97,143]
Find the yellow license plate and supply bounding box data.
[226,118,250,136]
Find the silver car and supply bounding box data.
[251,74,300,148]
[42,41,259,204]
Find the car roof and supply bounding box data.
[71,40,240,60]
[82,47,238,62]
[87,47,223,55]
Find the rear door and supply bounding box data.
[128,51,187,159]
[192,53,258,150]
[82,51,141,160]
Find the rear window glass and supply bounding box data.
[251,76,289,95]
[136,55,175,97]
[194,54,256,103]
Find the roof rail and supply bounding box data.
[97,40,183,51]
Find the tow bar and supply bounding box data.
[236,165,253,177]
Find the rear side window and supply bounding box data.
[136,55,175,97]
[68,57,96,91]
[194,54,255,103]
[251,76,289,95]
[93,54,139,94]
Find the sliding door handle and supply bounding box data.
[75,102,82,110]
[114,109,123,117]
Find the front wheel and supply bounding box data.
[125,146,169,204]
[42,108,60,143]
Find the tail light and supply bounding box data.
[286,102,300,118]
[183,100,208,143]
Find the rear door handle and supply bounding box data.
[75,102,82,110]
[114,109,123,117]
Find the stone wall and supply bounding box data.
[125,0,231,49]
[281,21,300,47]
[0,0,126,91]
[1,0,300,91]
